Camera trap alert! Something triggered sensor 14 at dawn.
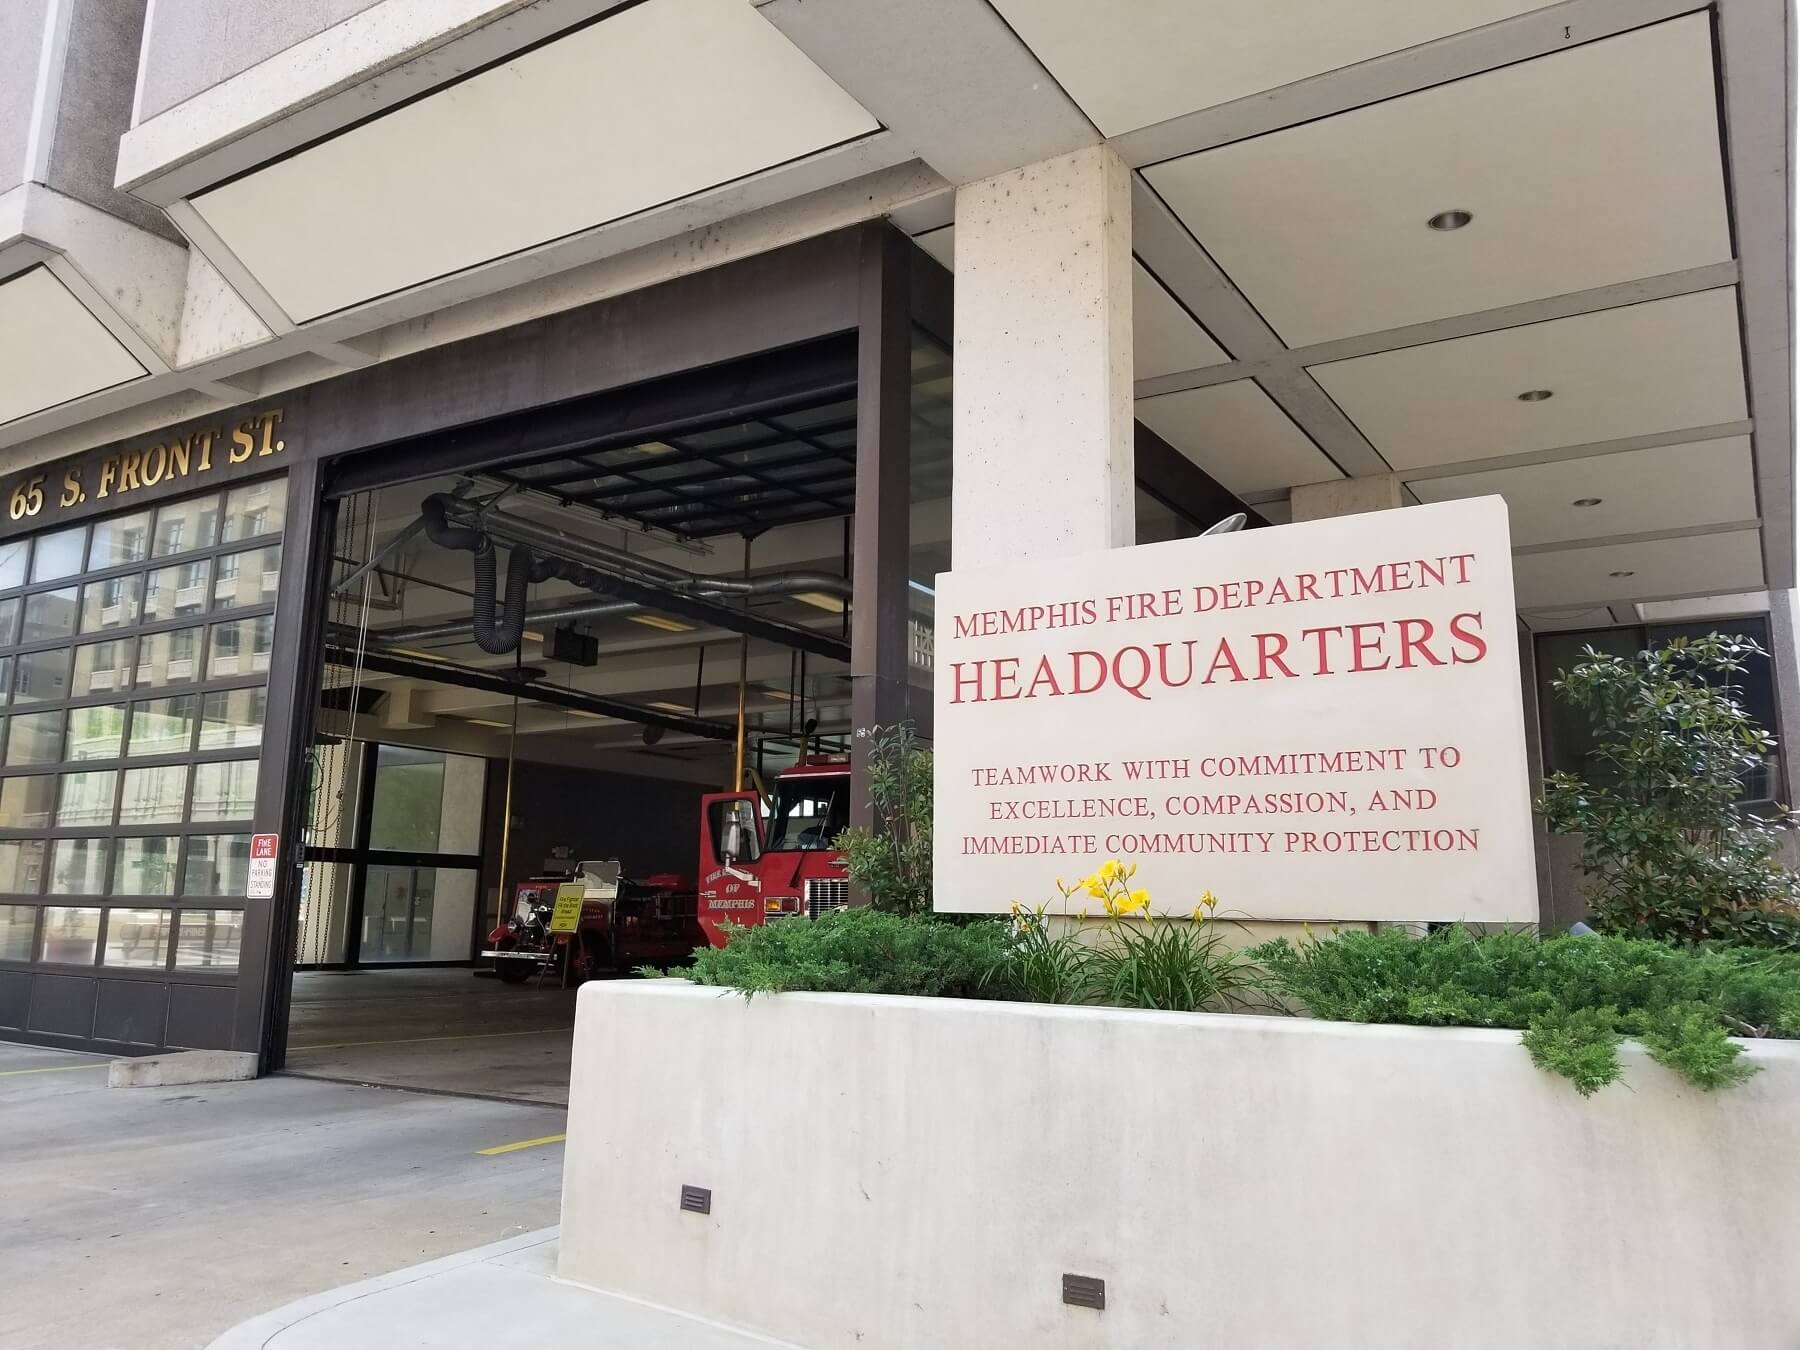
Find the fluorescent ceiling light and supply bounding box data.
[561,708,611,721]
[763,688,800,702]
[792,592,846,614]
[647,701,692,713]
[630,614,696,632]
[635,441,678,456]
[385,647,445,661]
[463,718,512,729]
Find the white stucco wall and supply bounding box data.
[560,982,1800,1350]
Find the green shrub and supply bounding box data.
[664,906,1012,999]
[834,724,933,916]
[1538,633,1800,947]
[1251,926,1800,1094]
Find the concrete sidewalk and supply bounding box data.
[206,1229,803,1349]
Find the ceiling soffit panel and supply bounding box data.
[1511,529,1764,609]
[189,0,881,323]
[988,0,1554,136]
[1309,288,1748,470]
[0,267,146,425]
[1134,379,1342,496]
[1407,437,1758,547]
[1143,15,1730,346]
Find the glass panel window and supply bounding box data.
[175,909,243,968]
[207,615,273,680]
[11,647,70,704]
[65,705,125,761]
[142,559,211,623]
[21,586,78,643]
[198,688,264,751]
[182,834,250,897]
[56,770,117,828]
[0,539,27,590]
[0,903,35,959]
[0,656,10,707]
[223,480,286,542]
[103,908,171,968]
[48,840,109,895]
[211,545,282,611]
[134,626,202,689]
[114,837,179,896]
[0,595,19,643]
[87,512,152,570]
[0,839,46,893]
[72,638,135,698]
[152,498,219,557]
[81,573,143,631]
[0,776,56,829]
[128,695,197,758]
[5,710,64,766]
[191,759,257,822]
[29,526,86,582]
[119,764,188,825]
[39,906,100,963]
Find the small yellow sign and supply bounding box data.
[548,883,586,933]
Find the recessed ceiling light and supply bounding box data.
[1427,209,1473,232]
[1609,570,1636,578]
[1572,497,1603,508]
[1517,389,1555,403]
[792,591,846,614]
[629,614,696,633]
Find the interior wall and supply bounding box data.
[479,760,705,912]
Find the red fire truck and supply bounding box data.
[484,855,702,983]
[696,759,850,947]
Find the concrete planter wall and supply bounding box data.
[559,982,1800,1350]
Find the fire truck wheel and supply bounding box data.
[493,939,535,984]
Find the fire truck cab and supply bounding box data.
[697,760,850,947]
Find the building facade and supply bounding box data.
[0,0,1791,1062]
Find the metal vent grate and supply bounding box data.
[679,1185,712,1215]
[805,877,850,918]
[1061,1274,1106,1310]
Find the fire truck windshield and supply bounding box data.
[767,779,849,851]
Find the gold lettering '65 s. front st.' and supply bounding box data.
[7,408,286,523]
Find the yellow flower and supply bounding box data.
[1126,862,1138,879]
[1200,890,1219,909]
[1117,888,1149,915]
[1098,859,1123,881]
[1085,878,1108,899]
[1191,903,1208,922]
[1010,900,1024,917]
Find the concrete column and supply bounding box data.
[951,146,1134,567]
[1766,588,1800,806]
[1289,474,1404,522]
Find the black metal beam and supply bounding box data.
[327,645,742,741]
[573,569,851,663]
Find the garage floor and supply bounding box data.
[285,968,579,1106]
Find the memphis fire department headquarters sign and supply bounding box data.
[932,496,1537,923]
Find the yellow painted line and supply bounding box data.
[478,1132,567,1157]
[0,1062,107,1078]
[292,1028,567,1053]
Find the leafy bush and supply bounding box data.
[1538,633,1800,947]
[1251,926,1800,1094]
[834,723,933,915]
[668,906,1012,999]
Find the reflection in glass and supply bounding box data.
[114,837,179,896]
[223,480,286,542]
[0,539,26,590]
[129,695,197,757]
[152,498,219,557]
[0,903,35,959]
[192,759,257,821]
[56,770,117,827]
[0,840,46,893]
[88,512,151,570]
[198,688,264,751]
[119,764,188,825]
[103,908,171,967]
[175,909,243,968]
[72,638,135,697]
[0,775,56,829]
[11,647,69,705]
[48,840,109,895]
[206,615,273,680]
[142,559,210,623]
[134,626,202,688]
[211,545,282,611]
[21,587,77,642]
[81,573,143,631]
[5,710,64,766]
[30,526,86,582]
[182,834,250,897]
[65,705,125,761]
[40,906,100,963]
[0,596,18,643]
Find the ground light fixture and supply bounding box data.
[1427,208,1474,231]
[1517,389,1555,403]
[1572,497,1603,507]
